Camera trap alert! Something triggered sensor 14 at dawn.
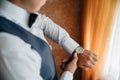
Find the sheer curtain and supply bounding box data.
[102,3,120,80]
[81,0,119,80]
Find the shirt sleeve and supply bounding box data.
[0,32,43,80]
[34,13,79,54]
[60,71,73,80]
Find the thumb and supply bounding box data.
[72,53,78,63]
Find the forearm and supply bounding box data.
[35,13,79,54]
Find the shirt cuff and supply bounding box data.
[60,71,73,80]
[62,37,79,54]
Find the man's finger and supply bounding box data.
[86,61,95,68]
[72,53,78,63]
[88,51,98,61]
[62,59,67,63]
[91,58,97,65]
[79,60,94,69]
[85,55,96,65]
[91,53,98,61]
[79,65,90,70]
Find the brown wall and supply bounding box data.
[39,0,85,80]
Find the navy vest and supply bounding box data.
[0,16,57,80]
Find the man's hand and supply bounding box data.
[61,53,78,74]
[77,50,98,70]
[65,53,78,74]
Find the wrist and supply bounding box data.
[74,46,85,55]
[65,65,77,74]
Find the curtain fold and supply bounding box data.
[82,0,118,80]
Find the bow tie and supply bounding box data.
[28,13,38,28]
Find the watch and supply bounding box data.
[75,46,84,54]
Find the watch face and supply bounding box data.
[76,46,84,54]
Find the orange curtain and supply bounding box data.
[82,0,118,80]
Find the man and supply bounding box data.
[0,0,98,80]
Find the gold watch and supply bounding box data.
[75,46,84,54]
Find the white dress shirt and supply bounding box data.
[0,0,79,80]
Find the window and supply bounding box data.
[102,4,120,80]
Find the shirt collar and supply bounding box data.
[0,0,30,29]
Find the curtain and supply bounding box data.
[102,3,120,80]
[82,0,119,80]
